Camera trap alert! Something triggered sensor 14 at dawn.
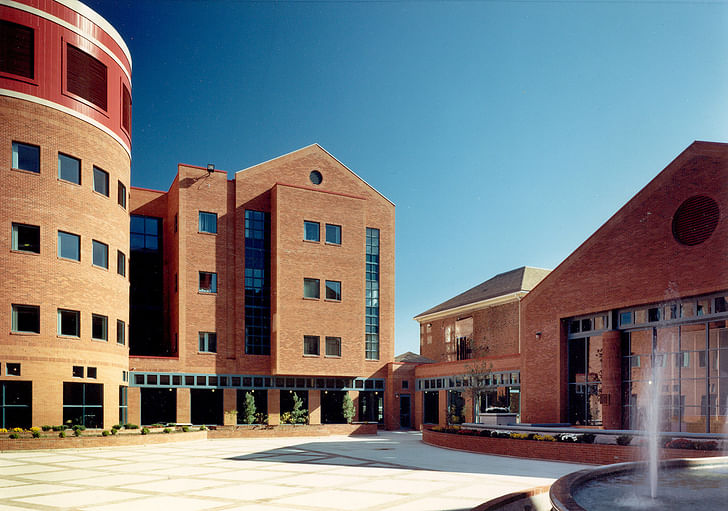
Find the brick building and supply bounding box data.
[413,142,728,434]
[2,0,401,430]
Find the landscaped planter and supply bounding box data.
[208,423,378,438]
[478,413,518,426]
[0,430,207,451]
[423,429,724,465]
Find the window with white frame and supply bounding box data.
[199,332,217,353]
[199,212,217,233]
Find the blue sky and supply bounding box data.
[86,0,728,356]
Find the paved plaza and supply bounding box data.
[0,431,588,510]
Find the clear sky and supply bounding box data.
[85,0,728,356]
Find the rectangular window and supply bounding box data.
[58,309,80,337]
[325,280,341,301]
[93,166,109,196]
[244,210,271,355]
[117,250,126,276]
[325,336,341,357]
[303,278,320,299]
[91,314,107,341]
[11,304,39,334]
[304,221,320,242]
[87,367,97,379]
[11,223,39,253]
[11,141,39,173]
[63,382,103,428]
[304,335,320,356]
[6,363,21,376]
[116,319,125,345]
[58,231,80,261]
[66,44,107,110]
[72,366,84,378]
[325,224,341,245]
[130,215,161,251]
[119,386,128,424]
[92,240,108,269]
[199,332,217,353]
[199,211,218,233]
[365,227,380,360]
[122,84,131,133]
[58,153,81,184]
[0,20,34,79]
[199,272,217,293]
[118,181,126,209]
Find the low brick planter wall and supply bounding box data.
[208,423,378,438]
[423,429,723,465]
[0,430,208,451]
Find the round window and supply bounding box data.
[309,170,323,185]
[672,195,719,246]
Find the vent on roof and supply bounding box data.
[672,195,719,246]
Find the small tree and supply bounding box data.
[463,343,494,420]
[242,392,257,424]
[342,393,355,424]
[290,392,308,424]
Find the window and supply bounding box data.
[325,280,341,301]
[116,319,125,345]
[325,224,341,245]
[93,166,109,196]
[199,272,217,293]
[58,309,80,337]
[304,221,320,242]
[122,83,131,133]
[304,335,320,356]
[6,363,20,376]
[63,382,103,428]
[11,223,39,253]
[402,380,409,389]
[92,240,108,269]
[130,215,161,250]
[0,20,34,79]
[11,141,39,173]
[66,43,107,110]
[72,366,84,378]
[199,332,217,353]
[303,278,320,299]
[87,367,97,379]
[174,214,178,233]
[118,181,126,209]
[91,314,107,341]
[365,227,380,360]
[11,304,39,333]
[199,212,217,233]
[58,231,80,261]
[325,336,341,357]
[58,153,80,184]
[117,250,126,276]
[244,210,271,355]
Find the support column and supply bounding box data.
[414,390,423,430]
[601,330,623,429]
[309,390,321,425]
[438,389,448,427]
[176,387,191,424]
[223,388,237,425]
[128,386,141,426]
[268,389,280,425]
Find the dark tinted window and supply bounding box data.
[67,44,107,110]
[0,20,33,79]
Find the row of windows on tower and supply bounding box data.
[303,336,342,357]
[11,223,127,275]
[10,304,126,345]
[1,20,131,133]
[303,278,341,301]
[304,221,341,244]
[11,141,127,208]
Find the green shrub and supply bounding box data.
[72,425,86,432]
[52,425,65,431]
[141,427,150,435]
[241,392,257,424]
[150,423,164,428]
[163,428,172,434]
[579,433,596,444]
[182,426,190,432]
[124,423,139,430]
[8,433,19,439]
[102,430,110,437]
[112,424,122,430]
[41,425,52,431]
[32,431,41,438]
[58,431,66,438]
[199,425,208,431]
[73,429,81,437]
[110,428,118,435]
[616,435,633,446]
[342,393,355,424]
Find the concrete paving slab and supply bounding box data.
[80,495,224,511]
[14,489,138,507]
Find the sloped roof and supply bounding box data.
[414,266,551,320]
[394,351,435,364]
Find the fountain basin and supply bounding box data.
[550,457,728,511]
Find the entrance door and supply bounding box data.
[399,394,411,428]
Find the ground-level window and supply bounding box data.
[423,390,439,424]
[119,386,128,425]
[63,382,103,428]
[0,381,32,429]
[358,391,383,424]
